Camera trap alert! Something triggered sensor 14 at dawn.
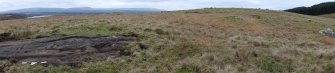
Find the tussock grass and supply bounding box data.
[0,8,335,73]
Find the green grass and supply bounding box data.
[56,21,113,36]
[258,56,289,73]
[251,15,261,19]
[7,65,74,73]
[176,65,201,73]
[161,43,201,60]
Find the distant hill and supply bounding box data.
[0,7,163,17]
[286,1,335,15]
[0,14,25,20]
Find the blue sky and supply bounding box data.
[0,0,334,11]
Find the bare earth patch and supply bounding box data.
[0,36,136,65]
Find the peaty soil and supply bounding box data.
[0,36,136,65]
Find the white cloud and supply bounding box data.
[0,0,333,11]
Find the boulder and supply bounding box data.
[319,28,335,37]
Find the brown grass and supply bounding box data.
[320,13,335,19]
[1,8,335,73]
[313,36,335,45]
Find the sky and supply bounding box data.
[0,0,334,11]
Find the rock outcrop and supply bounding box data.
[320,28,335,38]
[0,36,136,65]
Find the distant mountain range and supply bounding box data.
[0,7,164,18]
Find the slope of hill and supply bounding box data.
[1,8,335,73]
[320,13,335,18]
[286,1,335,15]
[0,14,25,20]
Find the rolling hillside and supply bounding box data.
[1,8,335,73]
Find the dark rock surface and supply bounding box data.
[0,36,136,65]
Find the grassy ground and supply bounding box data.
[1,8,335,73]
[320,13,335,19]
